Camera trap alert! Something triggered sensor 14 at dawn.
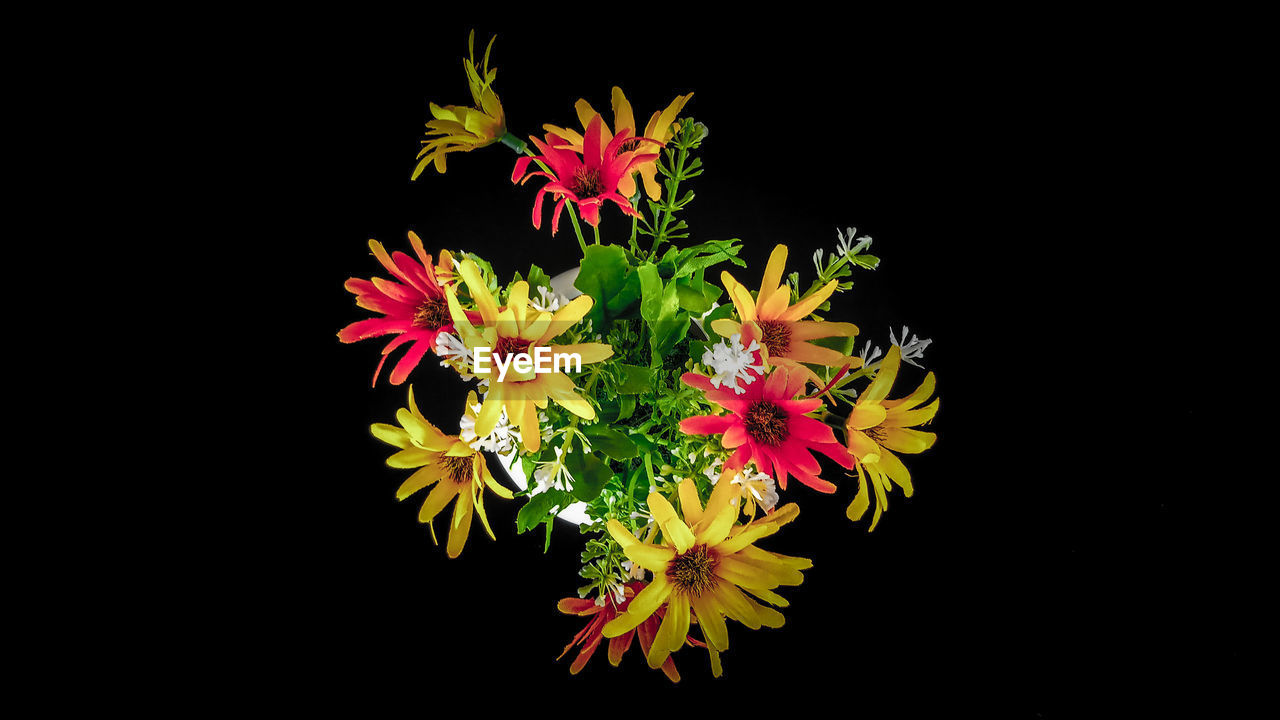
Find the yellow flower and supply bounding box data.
[712,244,861,381]
[412,30,507,179]
[601,475,809,673]
[542,87,693,200]
[445,259,613,453]
[371,387,514,558]
[844,345,939,530]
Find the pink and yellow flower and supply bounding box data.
[338,232,462,386]
[601,476,808,670]
[680,365,854,494]
[511,115,659,234]
[845,345,939,530]
[371,388,514,558]
[556,582,681,682]
[542,87,693,201]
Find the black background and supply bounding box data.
[247,14,1219,715]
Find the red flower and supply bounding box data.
[557,583,681,682]
[680,365,855,493]
[511,115,658,235]
[337,232,460,386]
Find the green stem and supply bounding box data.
[593,222,601,245]
[499,132,527,153]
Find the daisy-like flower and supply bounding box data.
[557,582,682,682]
[370,387,514,558]
[712,244,861,380]
[338,232,464,387]
[411,31,508,178]
[680,365,854,493]
[511,115,659,234]
[701,333,765,395]
[445,258,613,453]
[542,86,693,201]
[601,476,809,669]
[844,345,939,530]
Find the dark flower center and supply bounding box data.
[666,544,718,597]
[863,424,886,443]
[569,167,604,198]
[441,454,473,484]
[757,319,792,356]
[743,400,790,446]
[493,335,532,364]
[617,137,643,153]
[413,297,452,330]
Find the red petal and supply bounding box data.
[680,414,735,436]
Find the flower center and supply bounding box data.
[863,424,886,443]
[617,137,643,153]
[743,400,790,446]
[757,320,792,356]
[413,297,452,330]
[666,544,718,597]
[569,167,605,198]
[441,454,473,484]
[493,335,532,364]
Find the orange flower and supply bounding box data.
[556,583,681,681]
[712,244,861,382]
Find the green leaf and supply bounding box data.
[564,452,612,503]
[617,363,655,394]
[575,244,641,328]
[580,425,639,460]
[516,489,570,534]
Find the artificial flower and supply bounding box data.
[445,258,613,452]
[511,115,658,234]
[542,87,693,200]
[557,582,681,681]
[371,388,514,557]
[680,365,854,493]
[412,31,507,178]
[601,476,808,669]
[844,345,939,530]
[712,244,861,380]
[338,232,463,386]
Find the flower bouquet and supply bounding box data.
[339,31,939,682]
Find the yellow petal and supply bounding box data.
[603,575,671,637]
[845,403,887,431]
[677,477,703,526]
[779,280,838,321]
[862,345,901,404]
[755,244,789,311]
[649,492,696,553]
[689,593,728,652]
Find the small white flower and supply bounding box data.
[701,333,765,395]
[531,448,573,495]
[621,559,646,581]
[835,226,873,258]
[459,400,520,455]
[435,332,476,378]
[812,247,825,274]
[889,326,932,368]
[859,342,883,369]
[529,285,565,313]
[710,462,778,513]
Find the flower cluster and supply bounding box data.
[340,30,939,682]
